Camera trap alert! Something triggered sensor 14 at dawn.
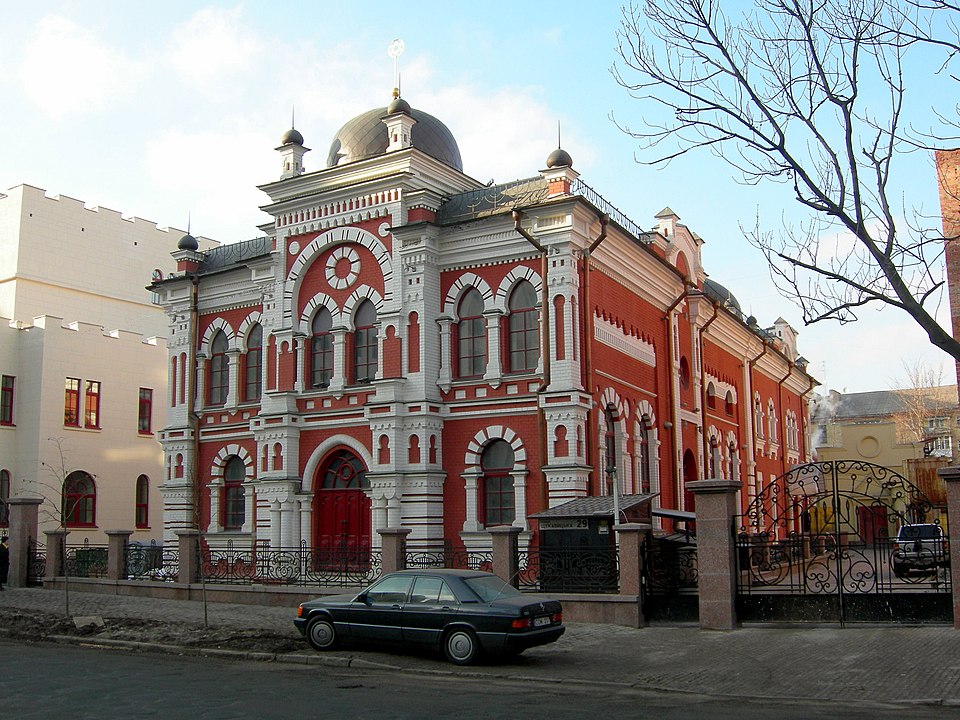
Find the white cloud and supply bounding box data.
[18,15,142,119]
[167,6,263,86]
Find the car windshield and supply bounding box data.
[899,525,942,540]
[463,575,522,602]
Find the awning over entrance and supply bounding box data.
[530,493,657,521]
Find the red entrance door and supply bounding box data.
[313,449,371,564]
[315,489,371,558]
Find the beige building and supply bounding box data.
[809,387,956,506]
[0,184,216,545]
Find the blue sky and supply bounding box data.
[0,1,952,394]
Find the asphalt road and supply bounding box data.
[3,640,959,720]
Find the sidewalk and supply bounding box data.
[2,587,959,706]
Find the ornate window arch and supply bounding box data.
[462,427,528,534]
[353,299,378,384]
[310,307,334,388]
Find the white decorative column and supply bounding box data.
[461,469,482,532]
[293,336,306,393]
[483,310,503,387]
[299,500,312,549]
[512,470,529,531]
[330,327,347,395]
[226,349,240,407]
[281,500,297,546]
[437,316,453,390]
[270,501,281,548]
[195,354,208,411]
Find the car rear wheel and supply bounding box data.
[306,617,337,651]
[444,628,479,665]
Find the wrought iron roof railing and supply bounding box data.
[437,176,652,245]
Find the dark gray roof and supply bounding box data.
[703,277,742,316]
[326,106,463,171]
[195,236,272,273]
[530,494,656,519]
[437,177,549,225]
[811,387,957,422]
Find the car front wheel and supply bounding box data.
[306,617,337,651]
[443,628,480,665]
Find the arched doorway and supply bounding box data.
[313,449,371,562]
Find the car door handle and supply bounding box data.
[392,604,402,609]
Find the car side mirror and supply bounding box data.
[356,592,368,604]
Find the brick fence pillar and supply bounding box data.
[378,528,411,575]
[6,497,42,588]
[489,525,522,586]
[688,479,741,631]
[106,530,133,581]
[177,530,201,584]
[44,529,68,580]
[937,465,960,628]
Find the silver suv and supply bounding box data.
[892,523,949,576]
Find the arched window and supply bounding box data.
[457,288,486,378]
[507,280,539,373]
[353,300,378,384]
[604,406,618,495]
[754,396,764,438]
[706,383,717,409]
[0,469,9,527]
[244,324,262,401]
[209,330,229,406]
[638,418,652,494]
[725,391,735,416]
[311,308,334,388]
[222,457,245,530]
[480,440,515,527]
[63,471,96,527]
[322,450,369,489]
[135,475,149,528]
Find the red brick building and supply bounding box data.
[150,91,815,554]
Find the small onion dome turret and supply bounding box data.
[280,126,304,146]
[387,91,412,115]
[546,146,574,168]
[177,232,199,251]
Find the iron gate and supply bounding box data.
[736,460,951,624]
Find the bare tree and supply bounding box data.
[890,359,954,449]
[30,438,90,616]
[613,0,960,360]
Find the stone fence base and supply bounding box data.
[41,577,645,627]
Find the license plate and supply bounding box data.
[532,616,551,627]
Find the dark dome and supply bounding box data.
[281,127,304,146]
[703,278,742,315]
[546,147,573,168]
[326,105,462,170]
[177,233,198,251]
[386,96,411,115]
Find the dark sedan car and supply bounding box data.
[294,569,564,665]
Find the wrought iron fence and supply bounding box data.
[644,537,699,595]
[65,541,108,578]
[27,539,46,586]
[203,540,382,587]
[405,544,492,572]
[125,542,179,582]
[517,547,619,594]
